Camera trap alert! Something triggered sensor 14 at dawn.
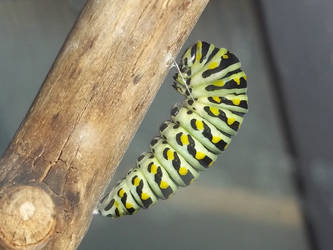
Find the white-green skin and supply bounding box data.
[98,41,248,218]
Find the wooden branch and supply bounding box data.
[0,0,209,249]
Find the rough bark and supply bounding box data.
[0,0,209,249]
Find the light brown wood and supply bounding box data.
[0,186,55,250]
[0,0,209,249]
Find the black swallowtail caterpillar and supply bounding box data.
[98,41,248,218]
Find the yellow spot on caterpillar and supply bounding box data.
[114,201,119,208]
[208,61,218,69]
[118,189,125,198]
[227,117,235,125]
[234,77,240,85]
[196,41,202,62]
[195,152,206,160]
[232,98,241,105]
[141,193,150,200]
[209,107,220,116]
[212,136,221,143]
[179,167,188,176]
[133,177,140,187]
[208,160,214,167]
[195,120,204,130]
[180,134,189,145]
[212,96,221,103]
[196,53,202,62]
[160,181,169,189]
[167,149,174,160]
[125,202,133,209]
[243,75,247,80]
[214,80,224,87]
[222,54,229,59]
[150,164,158,174]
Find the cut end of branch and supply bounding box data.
[0,186,56,250]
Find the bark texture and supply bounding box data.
[0,0,209,249]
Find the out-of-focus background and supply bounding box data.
[1,0,332,249]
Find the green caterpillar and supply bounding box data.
[98,41,248,218]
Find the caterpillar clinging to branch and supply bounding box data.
[98,41,248,218]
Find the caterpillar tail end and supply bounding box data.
[96,193,119,218]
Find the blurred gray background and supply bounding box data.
[1,0,332,249]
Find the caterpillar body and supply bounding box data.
[98,41,248,218]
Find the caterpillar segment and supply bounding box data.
[98,41,248,218]
[184,99,243,136]
[159,120,217,170]
[170,105,231,154]
[137,152,178,200]
[150,137,200,186]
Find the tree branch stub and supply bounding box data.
[0,186,55,250]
